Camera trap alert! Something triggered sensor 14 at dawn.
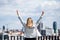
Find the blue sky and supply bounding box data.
[0,0,60,30]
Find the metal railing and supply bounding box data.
[0,35,60,40]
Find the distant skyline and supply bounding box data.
[0,0,60,30]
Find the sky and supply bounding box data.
[0,0,60,30]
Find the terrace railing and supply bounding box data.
[0,35,60,40]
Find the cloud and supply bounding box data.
[0,0,60,29]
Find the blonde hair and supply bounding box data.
[26,17,33,27]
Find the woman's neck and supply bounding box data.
[26,23,33,28]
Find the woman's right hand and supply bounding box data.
[16,10,19,17]
[41,11,44,16]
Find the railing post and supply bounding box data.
[54,36,56,40]
[4,35,9,40]
[43,36,45,40]
[11,36,15,40]
[38,37,40,40]
[46,36,47,40]
[11,36,12,40]
[49,36,50,40]
[38,37,41,40]
[20,36,24,40]
[52,36,53,40]
[17,36,18,40]
[17,36,21,40]
[41,36,42,40]
[14,36,15,40]
[0,34,2,40]
[57,36,59,40]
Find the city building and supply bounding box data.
[37,22,43,32]
[53,21,57,33]
[41,30,46,36]
[45,27,54,36]
[58,29,60,36]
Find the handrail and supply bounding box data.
[0,35,60,40]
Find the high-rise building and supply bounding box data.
[58,29,60,36]
[37,22,43,32]
[37,22,46,36]
[53,21,57,33]
[3,25,5,30]
[45,27,54,36]
[41,30,46,36]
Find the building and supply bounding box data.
[45,27,54,36]
[37,22,44,36]
[41,30,46,36]
[58,29,60,36]
[2,25,5,30]
[37,22,43,32]
[53,21,57,33]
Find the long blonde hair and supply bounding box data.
[26,17,33,28]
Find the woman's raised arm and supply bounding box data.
[36,11,44,25]
[16,10,25,26]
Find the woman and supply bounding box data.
[16,10,44,40]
